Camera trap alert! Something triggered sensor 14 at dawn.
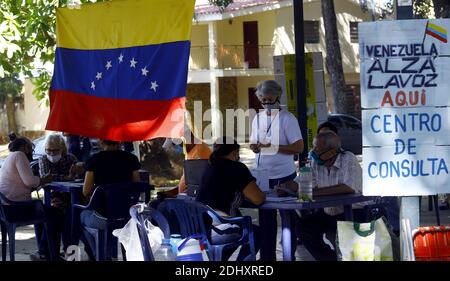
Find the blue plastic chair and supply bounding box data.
[0,191,55,261]
[163,198,256,261]
[74,182,152,261]
[129,204,172,261]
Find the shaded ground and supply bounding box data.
[5,195,450,261]
[6,146,450,261]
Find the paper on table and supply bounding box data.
[265,195,298,202]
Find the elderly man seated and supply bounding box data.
[296,131,366,261]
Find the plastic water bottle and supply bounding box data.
[298,163,314,201]
[170,234,183,255]
[153,239,176,261]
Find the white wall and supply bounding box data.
[275,0,371,74]
[15,79,49,132]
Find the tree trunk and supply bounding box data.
[5,94,17,134]
[321,0,348,114]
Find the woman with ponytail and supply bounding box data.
[196,136,265,261]
[0,133,63,261]
[0,133,52,201]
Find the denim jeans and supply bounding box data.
[80,210,108,260]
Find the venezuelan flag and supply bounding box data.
[46,0,195,141]
[426,22,447,43]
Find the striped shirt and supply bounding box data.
[311,151,363,216]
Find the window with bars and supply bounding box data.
[350,21,359,43]
[304,20,320,44]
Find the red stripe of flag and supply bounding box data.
[46,90,185,141]
[426,30,448,43]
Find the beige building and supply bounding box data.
[186,0,374,141]
[0,79,49,134]
[13,0,374,139]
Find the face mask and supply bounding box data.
[47,154,62,163]
[309,151,325,166]
[261,98,280,111]
[309,149,336,166]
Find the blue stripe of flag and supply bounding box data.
[51,41,190,101]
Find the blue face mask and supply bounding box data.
[309,151,325,166]
[309,149,337,166]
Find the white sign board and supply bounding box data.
[360,19,450,196]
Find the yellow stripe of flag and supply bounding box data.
[57,0,195,50]
[428,22,447,35]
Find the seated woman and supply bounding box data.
[196,136,266,261]
[39,133,83,254]
[39,134,82,206]
[39,134,80,181]
[80,139,141,259]
[0,133,60,261]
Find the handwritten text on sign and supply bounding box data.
[360,19,450,196]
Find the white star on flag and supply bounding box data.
[96,72,102,80]
[130,58,137,68]
[118,53,123,63]
[150,81,158,92]
[141,67,149,76]
[91,81,96,90]
[105,61,112,70]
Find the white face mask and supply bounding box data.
[47,154,62,163]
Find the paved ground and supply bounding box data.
[4,145,450,261]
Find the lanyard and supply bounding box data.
[256,110,280,167]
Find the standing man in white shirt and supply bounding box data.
[250,80,304,261]
[297,131,363,261]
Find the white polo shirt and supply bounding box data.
[250,109,303,180]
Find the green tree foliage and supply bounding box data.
[0,0,58,80]
[208,0,233,11]
[358,0,394,20]
[414,0,450,19]
[0,0,104,105]
[414,0,434,18]
[0,0,101,132]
